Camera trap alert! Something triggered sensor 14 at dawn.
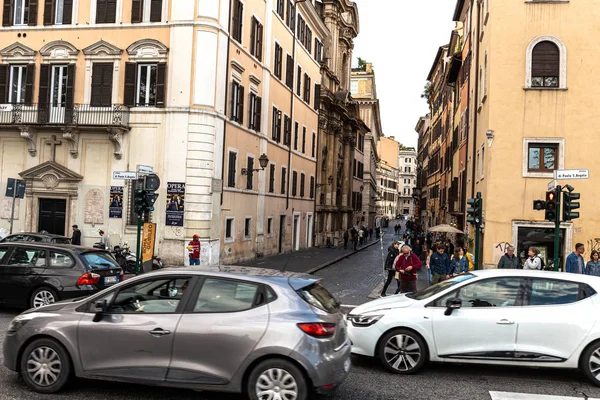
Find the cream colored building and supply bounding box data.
[0,0,233,265]
[376,135,399,219]
[398,147,417,217]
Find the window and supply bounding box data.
[268,164,275,193]
[285,54,294,89]
[524,279,592,306]
[267,217,273,235]
[531,41,559,88]
[227,151,237,187]
[302,127,306,153]
[231,0,243,43]
[309,176,314,198]
[250,17,263,61]
[311,132,316,157]
[272,107,281,142]
[283,115,291,145]
[480,146,485,179]
[296,66,302,96]
[286,0,295,31]
[314,38,323,62]
[136,64,157,106]
[244,217,251,239]
[124,62,166,107]
[11,0,29,25]
[48,251,75,268]
[296,15,305,45]
[96,0,117,23]
[107,278,190,314]
[90,63,113,107]
[225,218,234,242]
[528,143,557,172]
[314,83,320,110]
[194,278,260,313]
[300,173,305,197]
[293,121,299,150]
[230,81,244,123]
[131,0,163,23]
[296,282,340,313]
[274,43,283,79]
[292,170,297,196]
[248,92,261,131]
[454,278,525,308]
[6,247,44,266]
[80,251,120,269]
[303,73,311,103]
[276,0,284,19]
[246,156,254,190]
[281,166,287,194]
[8,65,27,103]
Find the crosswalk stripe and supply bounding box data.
[490,391,600,400]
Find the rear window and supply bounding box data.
[80,252,119,269]
[53,238,71,244]
[2,235,35,242]
[297,282,341,313]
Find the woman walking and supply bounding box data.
[586,250,600,276]
[523,247,542,270]
[450,247,469,276]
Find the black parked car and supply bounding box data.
[1,233,71,245]
[0,243,123,309]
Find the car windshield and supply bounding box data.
[406,273,476,300]
[80,251,119,269]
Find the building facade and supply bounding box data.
[0,0,230,265]
[398,147,417,217]
[415,115,430,230]
[376,135,399,219]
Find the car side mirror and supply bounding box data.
[92,300,107,322]
[444,298,462,316]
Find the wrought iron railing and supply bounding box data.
[0,103,130,127]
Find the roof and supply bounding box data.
[471,269,600,286]
[4,232,69,239]
[426,45,448,82]
[453,0,466,21]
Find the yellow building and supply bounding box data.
[376,135,399,219]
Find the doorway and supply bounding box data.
[38,199,66,235]
[293,214,300,251]
[306,214,313,248]
[278,216,285,253]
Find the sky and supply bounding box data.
[352,0,456,148]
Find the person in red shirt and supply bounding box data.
[187,234,201,265]
[394,245,422,294]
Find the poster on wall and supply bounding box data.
[166,182,185,226]
[109,186,123,218]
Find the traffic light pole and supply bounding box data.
[135,213,142,276]
[474,192,482,271]
[553,186,561,272]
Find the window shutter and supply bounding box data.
[532,41,559,77]
[281,167,286,194]
[236,85,244,123]
[292,171,297,196]
[2,0,12,26]
[43,0,54,25]
[37,64,50,122]
[302,127,306,153]
[230,82,236,119]
[96,0,106,23]
[124,62,137,107]
[286,55,293,88]
[156,62,166,106]
[228,152,237,187]
[314,83,320,110]
[131,0,142,23]
[236,1,243,42]
[247,157,254,190]
[25,64,35,104]
[231,0,239,38]
[105,0,116,22]
[64,64,76,122]
[91,63,113,107]
[300,173,305,197]
[150,0,162,22]
[269,164,275,193]
[310,176,314,198]
[257,23,263,61]
[296,66,301,95]
[29,0,38,25]
[250,18,256,56]
[62,0,73,24]
[0,65,7,103]
[255,96,262,132]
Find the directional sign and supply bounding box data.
[113,171,138,180]
[6,178,26,199]
[554,169,589,180]
[137,164,153,174]
[548,180,556,191]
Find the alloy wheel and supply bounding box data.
[384,333,422,372]
[256,368,298,400]
[589,348,600,381]
[26,346,62,387]
[33,290,56,308]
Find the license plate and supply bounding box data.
[105,276,117,285]
[343,358,351,373]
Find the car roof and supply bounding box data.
[471,268,600,285]
[5,232,70,239]
[0,242,107,253]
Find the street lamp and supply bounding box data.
[242,153,269,175]
[316,175,333,189]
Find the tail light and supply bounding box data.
[297,323,336,338]
[120,272,124,281]
[77,272,100,285]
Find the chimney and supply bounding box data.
[366,63,373,73]
[389,136,395,140]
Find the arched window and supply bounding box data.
[531,41,559,87]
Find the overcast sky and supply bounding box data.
[352,0,456,148]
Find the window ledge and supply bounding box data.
[224,238,234,244]
[484,12,489,25]
[525,0,569,3]
[524,87,568,91]
[523,171,555,178]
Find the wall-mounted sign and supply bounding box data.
[109,186,123,218]
[113,171,138,180]
[166,182,185,226]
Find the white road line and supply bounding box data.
[490,391,600,400]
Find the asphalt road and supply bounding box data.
[1,220,600,399]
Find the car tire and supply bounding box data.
[30,287,59,309]
[19,338,72,394]
[581,341,600,386]
[125,260,137,274]
[247,359,308,400]
[378,329,428,374]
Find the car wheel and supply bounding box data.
[247,359,308,400]
[19,338,71,394]
[126,261,137,274]
[581,342,600,386]
[30,287,58,309]
[378,329,428,374]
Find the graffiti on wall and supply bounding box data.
[588,238,600,254]
[493,242,513,265]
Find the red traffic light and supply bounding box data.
[546,191,556,202]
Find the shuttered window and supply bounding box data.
[246,156,254,190]
[276,0,284,19]
[281,167,286,194]
[285,54,294,89]
[43,0,71,25]
[96,0,116,23]
[250,17,263,61]
[303,73,310,103]
[272,107,281,142]
[314,83,320,110]
[301,126,306,153]
[131,0,161,23]
[124,62,166,107]
[293,121,298,150]
[274,43,283,80]
[227,151,237,188]
[90,63,113,107]
[531,41,559,88]
[231,0,243,43]
[268,164,275,193]
[230,81,244,123]
[292,171,297,196]
[296,66,301,96]
[283,115,291,145]
[286,0,294,30]
[309,176,314,199]
[248,92,261,131]
[5,0,38,26]
[311,132,316,157]
[300,173,305,198]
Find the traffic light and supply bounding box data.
[466,197,482,226]
[134,189,146,216]
[545,190,558,221]
[533,200,546,211]
[562,191,580,221]
[143,174,161,212]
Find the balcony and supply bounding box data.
[0,103,130,129]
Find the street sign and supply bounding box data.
[554,169,589,180]
[548,180,556,191]
[113,171,138,180]
[6,178,26,199]
[137,164,153,174]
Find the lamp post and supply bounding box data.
[242,153,269,175]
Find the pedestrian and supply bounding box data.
[98,230,109,250]
[498,245,520,269]
[586,251,600,276]
[523,247,542,270]
[369,227,373,241]
[343,230,349,249]
[71,224,81,246]
[381,240,401,297]
[413,238,424,262]
[429,244,450,284]
[351,226,358,251]
[445,239,455,256]
[450,247,469,276]
[358,228,364,245]
[432,238,443,252]
[187,234,201,265]
[394,245,422,294]
[566,243,586,274]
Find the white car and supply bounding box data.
[347,269,600,385]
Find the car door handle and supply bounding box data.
[148,328,171,337]
[496,319,515,325]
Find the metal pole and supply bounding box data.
[9,188,16,235]
[135,214,142,276]
[474,192,482,270]
[553,185,561,272]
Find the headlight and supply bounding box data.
[347,314,383,327]
[7,316,29,333]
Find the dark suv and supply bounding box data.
[1,233,71,245]
[0,243,122,309]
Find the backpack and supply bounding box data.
[466,253,475,271]
[537,256,545,270]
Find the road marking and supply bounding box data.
[490,391,599,400]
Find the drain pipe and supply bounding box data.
[220,0,234,206]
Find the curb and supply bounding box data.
[306,239,382,275]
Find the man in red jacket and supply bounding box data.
[395,245,422,294]
[187,234,201,265]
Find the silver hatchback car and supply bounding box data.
[3,267,351,400]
